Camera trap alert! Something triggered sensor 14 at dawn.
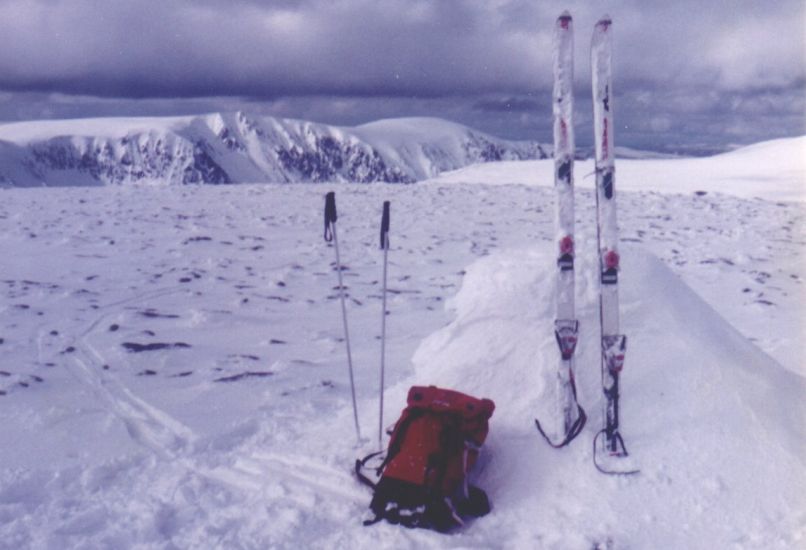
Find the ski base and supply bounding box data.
[592,430,639,476]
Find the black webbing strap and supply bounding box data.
[535,404,587,448]
[355,450,385,490]
[534,363,588,448]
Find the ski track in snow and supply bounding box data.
[65,287,198,458]
[0,154,804,549]
[67,289,366,506]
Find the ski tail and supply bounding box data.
[593,430,639,476]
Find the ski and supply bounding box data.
[535,11,587,448]
[590,16,638,475]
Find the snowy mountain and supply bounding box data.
[0,113,548,186]
[0,137,804,548]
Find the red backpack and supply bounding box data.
[356,386,495,531]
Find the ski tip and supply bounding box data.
[596,15,612,29]
[557,11,572,30]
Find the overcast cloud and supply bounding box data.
[0,0,803,151]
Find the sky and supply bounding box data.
[0,0,804,153]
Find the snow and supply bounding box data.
[433,135,806,203]
[0,116,198,144]
[353,116,541,180]
[0,137,804,548]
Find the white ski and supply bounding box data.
[590,16,637,475]
[536,11,586,448]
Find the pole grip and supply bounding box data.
[324,192,337,241]
[379,201,390,250]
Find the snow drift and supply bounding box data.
[411,244,805,548]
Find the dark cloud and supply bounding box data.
[0,0,803,150]
[0,0,539,97]
[473,96,544,114]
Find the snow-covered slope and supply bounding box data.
[0,144,803,547]
[0,113,547,186]
[433,135,806,203]
[411,245,804,548]
[354,117,546,179]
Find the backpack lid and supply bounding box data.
[406,385,495,420]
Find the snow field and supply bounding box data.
[411,244,805,547]
[433,136,806,203]
[0,144,804,548]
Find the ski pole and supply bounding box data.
[324,191,361,444]
[378,201,390,449]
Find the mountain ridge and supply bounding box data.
[0,112,549,187]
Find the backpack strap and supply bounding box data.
[355,407,423,490]
[355,450,385,490]
[424,411,462,493]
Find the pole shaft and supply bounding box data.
[378,238,389,448]
[331,223,361,443]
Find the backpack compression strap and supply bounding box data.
[355,408,424,490]
[355,450,385,490]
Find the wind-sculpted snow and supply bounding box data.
[0,112,547,186]
[413,244,805,547]
[0,153,803,547]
